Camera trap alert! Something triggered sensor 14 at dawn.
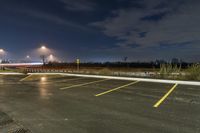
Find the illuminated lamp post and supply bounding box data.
[0,49,5,63]
[40,46,47,65]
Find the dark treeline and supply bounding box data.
[46,61,193,69]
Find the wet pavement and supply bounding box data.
[0,75,200,133]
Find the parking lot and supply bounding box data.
[0,74,200,133]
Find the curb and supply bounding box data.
[0,73,25,75]
[27,73,200,86]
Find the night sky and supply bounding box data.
[0,0,200,62]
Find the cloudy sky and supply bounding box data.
[0,0,200,62]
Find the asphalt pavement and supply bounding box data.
[0,75,200,133]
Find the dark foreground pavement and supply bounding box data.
[0,75,200,133]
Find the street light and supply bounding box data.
[0,49,4,53]
[76,58,80,71]
[38,45,52,65]
[26,55,30,59]
[39,46,48,65]
[25,55,31,63]
[0,49,5,63]
[41,46,46,50]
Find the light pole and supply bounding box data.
[0,49,5,70]
[26,55,30,59]
[39,46,47,65]
[76,58,80,71]
[0,49,5,63]
[26,55,31,62]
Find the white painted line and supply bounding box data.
[20,74,33,81]
[60,79,109,90]
[0,63,42,67]
[95,81,139,97]
[27,73,200,86]
[0,72,25,75]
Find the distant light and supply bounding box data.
[26,55,30,59]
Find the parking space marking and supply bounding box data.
[20,75,33,81]
[153,83,178,108]
[95,81,139,97]
[54,77,85,83]
[60,79,109,90]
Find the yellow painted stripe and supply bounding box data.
[20,75,33,81]
[95,81,139,97]
[60,79,109,90]
[153,83,178,108]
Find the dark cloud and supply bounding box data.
[88,0,200,61]
[141,12,168,21]
[92,0,200,49]
[60,0,96,11]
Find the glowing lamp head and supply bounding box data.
[0,49,4,52]
[41,46,46,50]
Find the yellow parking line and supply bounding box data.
[153,83,178,108]
[20,75,33,81]
[60,79,109,90]
[95,81,139,97]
